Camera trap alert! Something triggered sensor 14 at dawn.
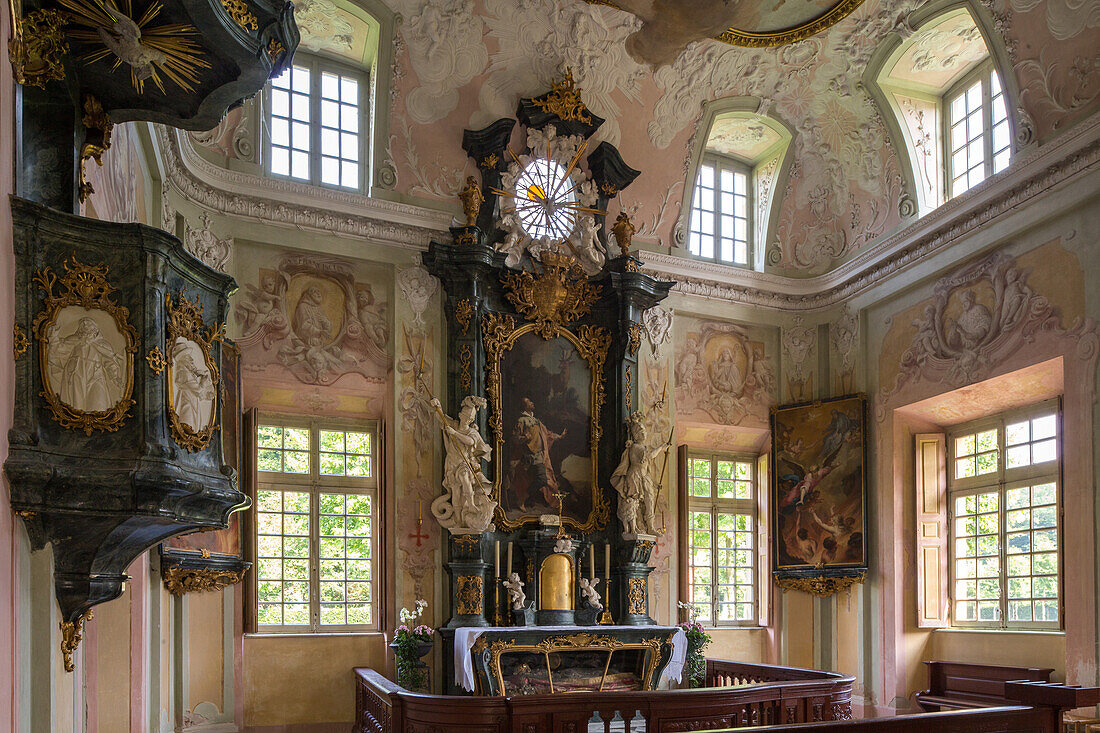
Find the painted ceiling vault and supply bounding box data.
[201,0,1097,278]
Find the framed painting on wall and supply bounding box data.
[771,394,868,596]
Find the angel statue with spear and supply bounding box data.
[611,409,672,537]
[428,392,498,534]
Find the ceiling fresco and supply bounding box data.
[214,0,1097,278]
[706,115,785,160]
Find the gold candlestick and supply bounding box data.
[599,577,613,625]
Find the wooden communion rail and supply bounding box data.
[354,659,1097,733]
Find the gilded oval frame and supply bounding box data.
[584,0,867,49]
[32,258,138,435]
[483,313,611,533]
[165,291,223,452]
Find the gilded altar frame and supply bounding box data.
[165,291,224,452]
[471,631,673,696]
[32,257,139,435]
[483,313,611,533]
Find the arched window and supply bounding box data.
[263,0,393,194]
[865,3,1020,215]
[678,101,794,271]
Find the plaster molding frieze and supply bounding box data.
[642,111,1100,311]
[160,127,453,250]
[159,109,1100,312]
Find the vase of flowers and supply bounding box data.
[677,602,712,689]
[390,599,434,692]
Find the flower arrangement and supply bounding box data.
[677,601,712,688]
[392,600,433,691]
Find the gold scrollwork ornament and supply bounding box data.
[60,610,93,673]
[456,575,484,616]
[13,324,29,359]
[146,345,166,374]
[32,257,138,435]
[77,95,114,203]
[627,577,646,615]
[776,572,866,598]
[162,565,247,595]
[220,0,258,30]
[533,69,592,124]
[501,251,601,339]
[453,298,474,335]
[9,9,69,88]
[165,291,224,452]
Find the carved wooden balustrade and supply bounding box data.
[355,658,855,733]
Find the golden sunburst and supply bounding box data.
[58,0,211,94]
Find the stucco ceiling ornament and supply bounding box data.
[398,265,439,327]
[878,252,1084,414]
[401,0,489,125]
[496,125,605,275]
[293,0,355,55]
[184,211,231,271]
[642,305,673,355]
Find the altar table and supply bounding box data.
[454,625,686,694]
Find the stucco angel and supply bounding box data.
[503,572,527,610]
[610,410,672,537]
[429,396,497,533]
[579,577,603,611]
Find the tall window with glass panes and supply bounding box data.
[267,55,367,191]
[253,418,378,631]
[947,400,1061,628]
[684,453,759,626]
[945,63,1010,199]
[688,156,752,267]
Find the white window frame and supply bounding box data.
[253,414,380,633]
[683,451,761,627]
[687,154,754,268]
[946,399,1062,630]
[264,52,371,192]
[943,60,1010,200]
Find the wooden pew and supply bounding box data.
[916,660,1053,711]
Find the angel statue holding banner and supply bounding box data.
[611,410,672,537]
[429,396,497,534]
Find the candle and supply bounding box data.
[589,546,595,579]
[506,541,513,578]
[604,543,610,579]
[417,499,423,526]
[494,540,501,578]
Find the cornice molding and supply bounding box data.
[161,112,1100,310]
[160,127,453,250]
[642,110,1100,310]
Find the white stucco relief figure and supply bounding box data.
[877,252,1094,417]
[676,321,774,425]
[782,315,816,397]
[235,253,390,385]
[579,576,603,610]
[503,572,527,609]
[397,266,438,328]
[642,305,673,355]
[47,315,124,412]
[171,338,215,431]
[398,0,488,124]
[610,410,671,538]
[429,395,498,534]
[184,211,231,271]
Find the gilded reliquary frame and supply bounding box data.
[483,312,611,533]
[32,257,138,435]
[165,291,223,452]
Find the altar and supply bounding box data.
[454,626,686,696]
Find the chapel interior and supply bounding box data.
[0,0,1098,731]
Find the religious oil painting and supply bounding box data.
[497,328,597,530]
[44,306,128,414]
[772,394,867,572]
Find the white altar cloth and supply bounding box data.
[454,625,687,693]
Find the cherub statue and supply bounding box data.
[457,176,484,227]
[553,537,574,554]
[612,211,636,257]
[428,396,497,533]
[579,577,603,611]
[503,571,527,610]
[610,410,671,537]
